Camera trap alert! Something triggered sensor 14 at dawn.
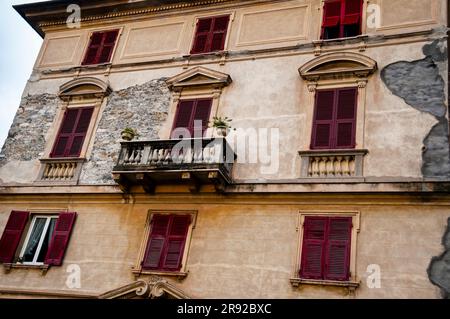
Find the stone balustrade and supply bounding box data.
[37,158,85,184]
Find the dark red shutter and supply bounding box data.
[51,107,94,158]
[324,217,352,281]
[44,212,77,266]
[300,217,327,279]
[210,16,230,52]
[311,90,335,149]
[335,88,357,148]
[142,215,170,269]
[0,211,29,264]
[172,101,195,138]
[322,1,341,27]
[191,99,213,137]
[191,16,229,54]
[82,30,119,65]
[162,215,191,271]
[342,0,363,25]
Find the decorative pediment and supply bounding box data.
[166,66,232,91]
[299,52,377,81]
[59,77,112,100]
[99,277,191,300]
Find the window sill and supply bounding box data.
[313,34,369,45]
[3,263,50,275]
[183,51,228,60]
[290,278,360,293]
[132,268,189,282]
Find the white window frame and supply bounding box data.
[18,215,58,266]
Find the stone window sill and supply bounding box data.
[132,268,188,282]
[3,263,50,275]
[290,278,360,293]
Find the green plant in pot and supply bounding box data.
[121,128,139,141]
[210,116,233,137]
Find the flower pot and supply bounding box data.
[215,126,229,137]
[121,132,135,141]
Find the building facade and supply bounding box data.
[0,0,449,298]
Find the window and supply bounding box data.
[142,214,191,272]
[82,30,119,65]
[191,16,230,54]
[321,0,363,40]
[311,88,358,150]
[172,99,213,138]
[0,211,77,267]
[300,216,352,281]
[51,107,94,158]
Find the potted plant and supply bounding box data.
[121,127,139,141]
[211,116,233,137]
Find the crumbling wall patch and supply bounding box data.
[428,218,450,299]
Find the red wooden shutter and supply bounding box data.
[0,211,29,264]
[300,217,327,279]
[162,215,191,271]
[51,107,94,158]
[210,16,230,52]
[44,212,77,266]
[82,30,119,65]
[172,101,195,138]
[335,88,357,148]
[322,1,342,28]
[191,18,213,54]
[142,215,170,269]
[191,99,213,137]
[311,90,336,149]
[324,217,352,281]
[342,0,362,25]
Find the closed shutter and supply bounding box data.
[311,90,336,149]
[44,212,77,266]
[322,1,342,27]
[142,215,170,269]
[335,88,357,148]
[82,30,119,65]
[191,16,230,54]
[300,217,327,279]
[172,101,195,138]
[0,211,29,263]
[162,216,191,271]
[191,99,213,137]
[342,0,362,25]
[51,107,94,158]
[324,217,352,281]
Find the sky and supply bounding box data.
[0,0,45,149]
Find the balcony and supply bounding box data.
[112,138,236,193]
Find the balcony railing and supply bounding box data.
[299,150,368,180]
[112,138,236,193]
[36,158,85,185]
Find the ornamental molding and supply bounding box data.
[98,276,191,300]
[59,77,112,100]
[299,52,377,82]
[166,66,232,91]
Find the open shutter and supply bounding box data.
[342,0,362,25]
[322,1,342,27]
[98,30,119,64]
[172,101,195,138]
[324,217,352,281]
[0,211,29,264]
[142,215,170,270]
[44,212,77,266]
[191,99,213,137]
[82,30,118,65]
[82,32,104,65]
[191,18,213,54]
[335,88,357,148]
[67,108,94,157]
[51,109,79,158]
[210,16,230,52]
[311,90,336,149]
[300,217,327,279]
[162,215,191,271]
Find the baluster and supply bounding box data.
[342,156,350,176]
[319,157,327,177]
[349,157,356,176]
[43,164,51,180]
[326,156,335,177]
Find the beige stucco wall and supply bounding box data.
[0,194,447,298]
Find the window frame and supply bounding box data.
[190,14,232,55]
[171,98,214,138]
[293,211,360,285]
[18,215,58,266]
[133,210,197,278]
[320,0,364,40]
[81,29,121,66]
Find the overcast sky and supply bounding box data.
[0,0,45,149]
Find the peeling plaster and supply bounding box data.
[428,218,450,299]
